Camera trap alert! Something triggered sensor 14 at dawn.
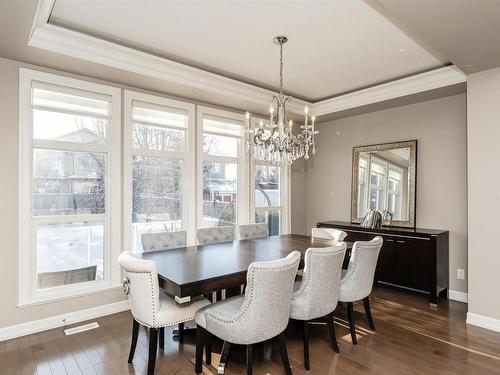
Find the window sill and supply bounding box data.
[17,284,123,309]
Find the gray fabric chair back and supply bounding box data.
[204,251,300,344]
[339,236,383,302]
[311,227,347,241]
[197,226,235,245]
[291,242,347,320]
[118,251,159,327]
[141,230,187,252]
[238,223,268,240]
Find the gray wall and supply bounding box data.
[467,67,500,320]
[291,94,468,293]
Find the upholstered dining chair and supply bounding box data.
[238,223,268,240]
[290,242,347,370]
[194,252,301,375]
[197,226,235,245]
[311,227,348,241]
[197,226,236,301]
[338,236,383,344]
[141,230,187,252]
[118,252,211,375]
[140,230,189,339]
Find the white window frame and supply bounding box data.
[386,164,404,217]
[124,90,196,248]
[249,117,291,235]
[18,68,121,306]
[197,106,249,232]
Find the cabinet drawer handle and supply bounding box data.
[397,240,406,244]
[386,239,394,242]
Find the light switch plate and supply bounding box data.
[457,269,465,280]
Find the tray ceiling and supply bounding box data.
[49,0,448,102]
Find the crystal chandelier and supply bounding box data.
[246,35,318,165]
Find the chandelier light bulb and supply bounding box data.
[245,111,250,120]
[304,106,309,114]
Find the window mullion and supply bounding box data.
[132,148,186,159]
[32,105,111,121]
[202,154,240,163]
[33,139,108,154]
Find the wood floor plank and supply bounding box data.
[2,288,500,375]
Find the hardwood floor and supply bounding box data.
[2,288,500,375]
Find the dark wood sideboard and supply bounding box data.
[317,221,449,305]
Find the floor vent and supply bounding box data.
[64,322,99,336]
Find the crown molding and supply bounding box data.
[29,0,466,118]
[29,22,311,114]
[313,65,466,117]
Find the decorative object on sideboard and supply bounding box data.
[360,209,382,228]
[351,140,417,228]
[245,36,318,165]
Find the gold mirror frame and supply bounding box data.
[351,140,417,228]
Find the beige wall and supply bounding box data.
[467,67,500,320]
[291,159,308,235]
[295,94,468,293]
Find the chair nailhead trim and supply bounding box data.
[340,243,380,285]
[206,261,298,324]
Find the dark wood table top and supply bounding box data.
[136,234,352,299]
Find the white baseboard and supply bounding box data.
[449,289,468,303]
[0,300,130,342]
[467,312,500,333]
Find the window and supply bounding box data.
[19,69,121,305]
[387,166,403,216]
[369,159,387,211]
[357,156,368,217]
[357,154,406,220]
[250,118,290,236]
[197,107,248,230]
[124,92,195,250]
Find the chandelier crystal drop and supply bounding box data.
[246,35,318,165]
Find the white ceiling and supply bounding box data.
[49,0,447,102]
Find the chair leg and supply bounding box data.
[147,328,158,375]
[325,313,340,353]
[363,296,376,330]
[277,332,292,375]
[205,330,213,366]
[219,341,232,372]
[246,344,253,375]
[158,327,164,350]
[127,319,139,363]
[303,320,310,370]
[178,322,184,344]
[347,302,357,345]
[195,325,205,374]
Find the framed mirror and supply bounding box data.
[351,140,417,228]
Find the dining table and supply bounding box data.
[137,234,353,302]
[135,234,353,373]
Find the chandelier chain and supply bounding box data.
[279,42,284,97]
